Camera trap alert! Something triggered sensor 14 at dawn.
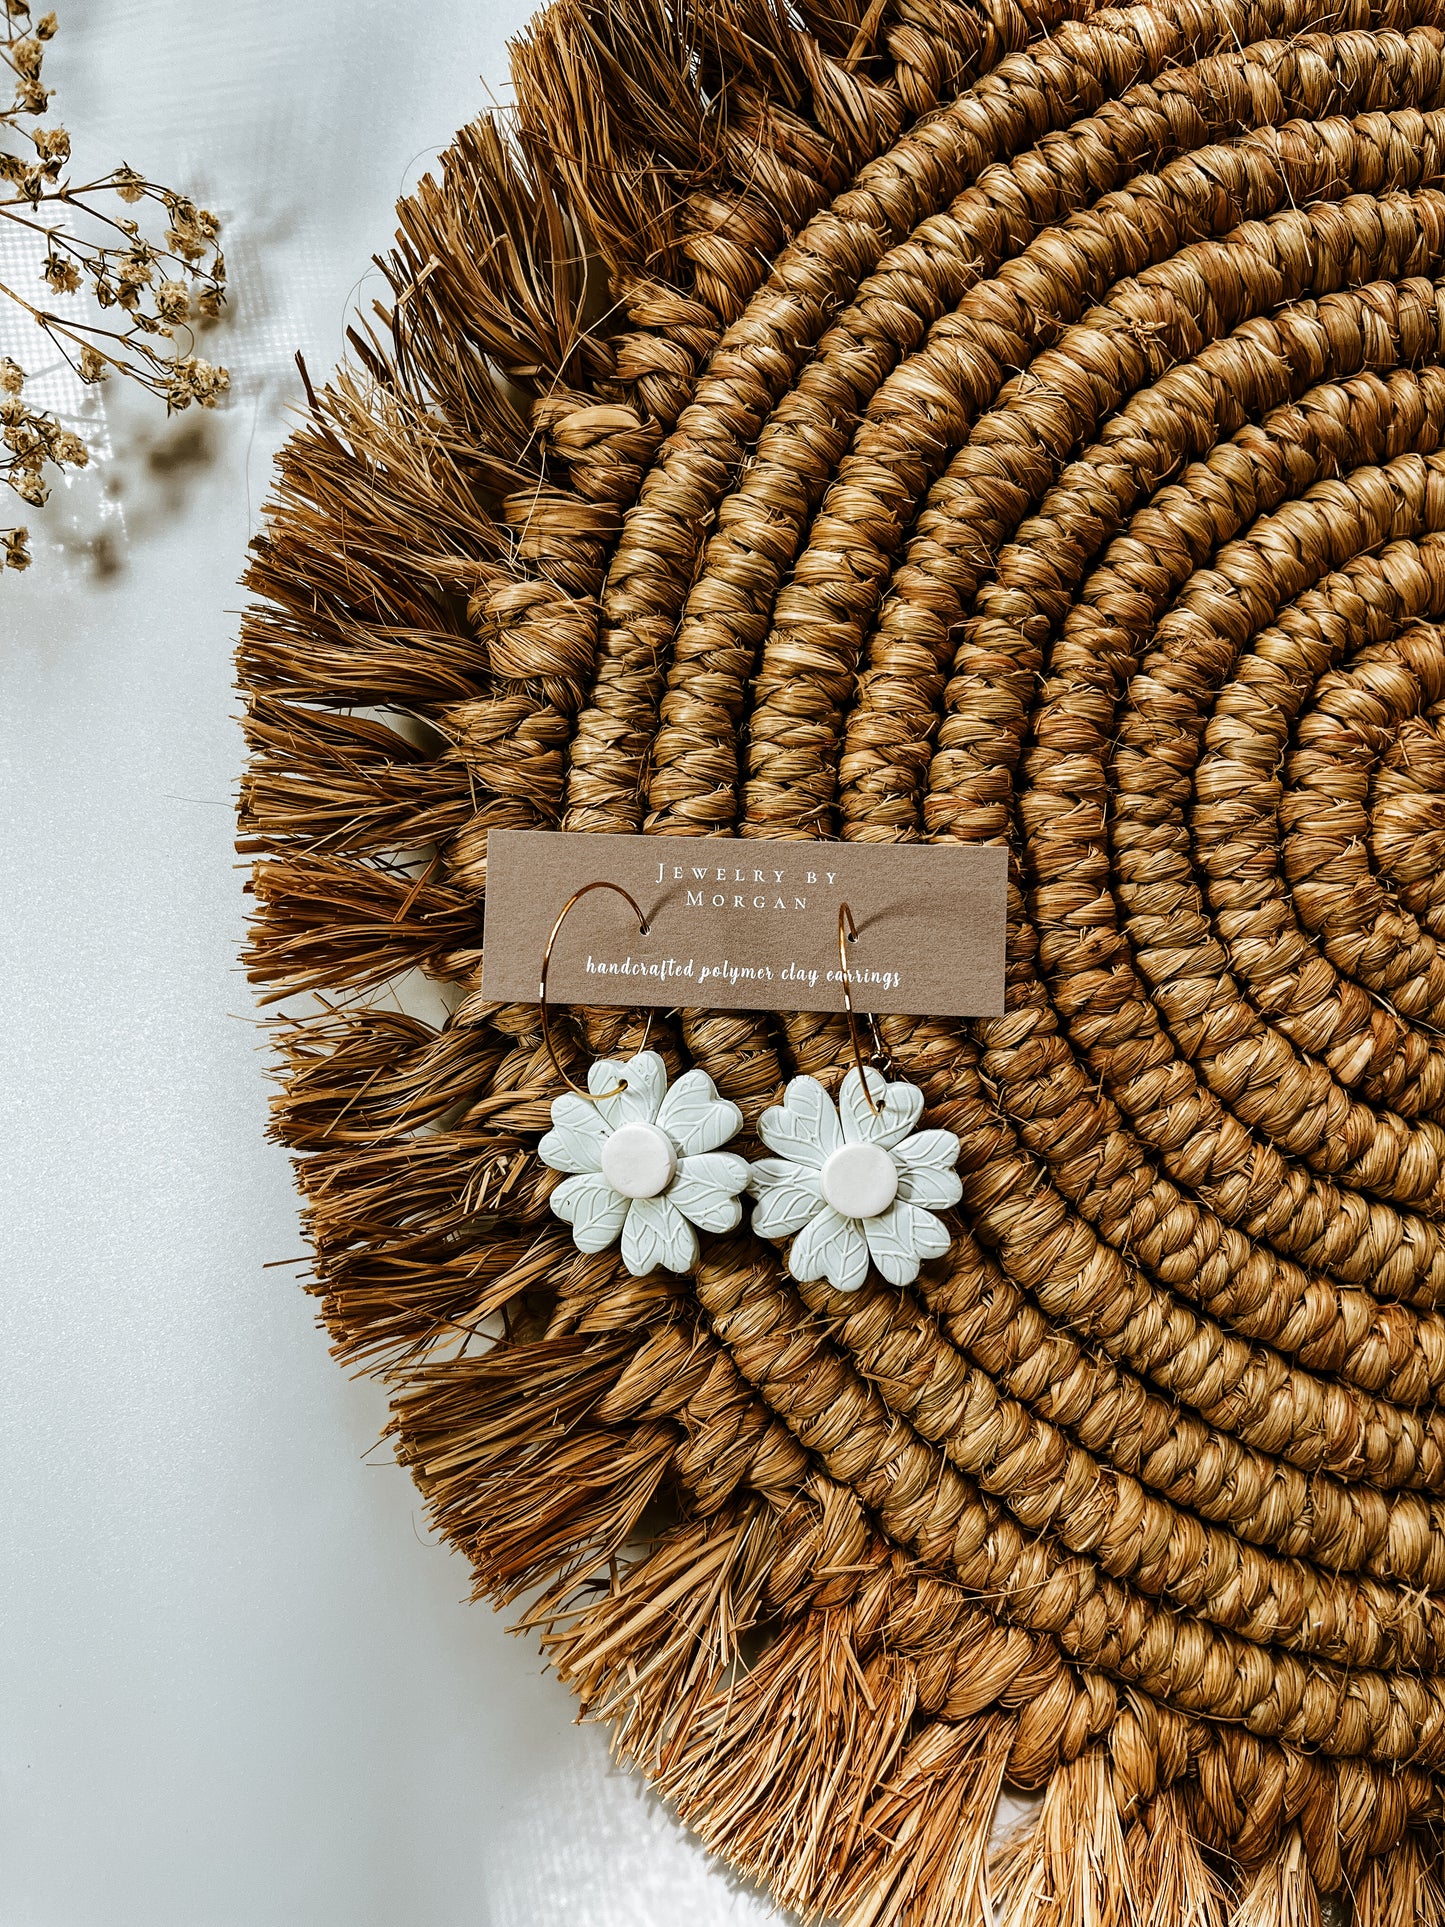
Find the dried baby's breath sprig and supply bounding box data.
[0,351,87,519]
[1,1,230,569]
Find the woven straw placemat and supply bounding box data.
[239,0,1445,1918]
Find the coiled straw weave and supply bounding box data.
[240,0,1445,1917]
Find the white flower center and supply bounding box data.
[819,1140,898,1220]
[599,1121,678,1199]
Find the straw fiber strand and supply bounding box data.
[240,0,1445,1916]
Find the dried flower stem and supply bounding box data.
[0,0,230,571]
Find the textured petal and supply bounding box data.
[757,1076,842,1165]
[656,1067,743,1154]
[588,1049,667,1128]
[861,1201,920,1286]
[749,1159,824,1239]
[668,1152,749,1233]
[894,1128,961,1170]
[894,1159,962,1211]
[893,1129,962,1208]
[840,1065,924,1148]
[537,1091,609,1174]
[621,1195,698,1276]
[748,1156,804,1195]
[908,1205,952,1263]
[864,1200,952,1285]
[549,1173,628,1253]
[787,1206,869,1293]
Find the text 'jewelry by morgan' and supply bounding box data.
[534,881,748,1276]
[748,904,962,1291]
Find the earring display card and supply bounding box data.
[483,830,1007,1017]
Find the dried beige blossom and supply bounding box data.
[41,248,77,292]
[154,277,188,322]
[0,357,89,515]
[1,1,231,571]
[166,354,228,411]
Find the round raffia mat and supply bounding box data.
[239,0,1445,1918]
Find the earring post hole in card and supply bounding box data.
[482,830,1007,1018]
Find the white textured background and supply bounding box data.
[0,5,776,1922]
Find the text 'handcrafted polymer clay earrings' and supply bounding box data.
[535,881,749,1277]
[747,906,963,1293]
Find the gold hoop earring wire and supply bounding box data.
[538,881,654,1100]
[838,902,885,1117]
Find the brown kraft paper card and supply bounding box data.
[482,830,1007,1018]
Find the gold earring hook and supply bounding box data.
[838,902,882,1117]
[539,880,654,1100]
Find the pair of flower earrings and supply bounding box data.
[535,883,962,1291]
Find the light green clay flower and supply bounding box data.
[749,1066,961,1292]
[540,1050,748,1277]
